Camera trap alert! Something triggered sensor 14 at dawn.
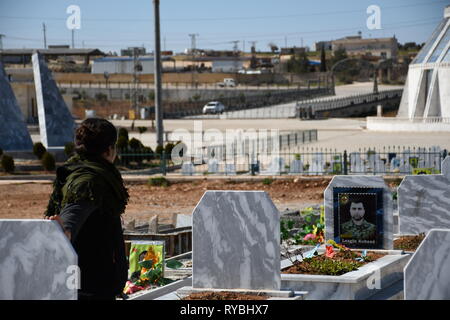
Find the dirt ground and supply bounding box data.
[0,178,329,225]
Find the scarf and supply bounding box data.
[45,153,129,217]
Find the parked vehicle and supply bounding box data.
[203,101,225,114]
[217,78,236,87]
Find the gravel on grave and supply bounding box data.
[393,234,425,252]
[182,291,269,300]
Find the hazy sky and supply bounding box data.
[0,0,448,53]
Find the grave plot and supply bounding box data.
[398,156,450,235]
[0,219,77,300]
[404,229,450,300]
[155,191,303,300]
[277,174,410,300]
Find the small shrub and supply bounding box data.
[95,92,108,101]
[64,142,75,157]
[148,177,170,187]
[129,138,143,150]
[137,127,148,135]
[33,142,47,160]
[262,177,273,185]
[1,154,15,173]
[164,142,175,156]
[41,152,56,171]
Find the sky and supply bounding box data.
[0,0,448,54]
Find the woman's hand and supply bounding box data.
[45,215,72,241]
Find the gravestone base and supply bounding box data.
[175,286,303,300]
[280,249,410,300]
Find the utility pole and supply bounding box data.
[284,36,287,48]
[0,34,4,50]
[71,29,75,48]
[131,47,142,116]
[153,0,164,149]
[188,33,199,86]
[249,41,257,69]
[42,23,47,49]
[231,40,239,73]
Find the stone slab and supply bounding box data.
[0,219,77,300]
[0,62,33,151]
[32,52,75,148]
[398,157,450,235]
[404,229,450,300]
[192,191,280,290]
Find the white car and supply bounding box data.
[203,101,225,114]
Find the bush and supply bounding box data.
[262,177,273,185]
[155,145,164,156]
[129,138,144,150]
[164,142,175,156]
[95,92,108,101]
[116,135,128,151]
[148,177,170,187]
[1,154,15,173]
[137,127,147,135]
[33,142,47,160]
[41,152,56,171]
[118,127,129,141]
[64,142,75,157]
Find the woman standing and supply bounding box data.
[45,118,129,300]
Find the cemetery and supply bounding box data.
[1,4,450,303]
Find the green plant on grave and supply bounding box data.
[300,257,363,276]
[137,126,147,135]
[1,154,15,173]
[262,177,273,185]
[294,153,301,161]
[33,142,47,160]
[295,206,325,245]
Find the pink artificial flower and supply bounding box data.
[303,233,317,241]
[325,244,335,258]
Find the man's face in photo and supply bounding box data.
[350,202,365,225]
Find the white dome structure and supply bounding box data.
[397,6,450,119]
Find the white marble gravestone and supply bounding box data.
[225,163,236,175]
[32,52,75,148]
[289,159,303,174]
[350,152,366,174]
[207,159,219,173]
[0,62,33,151]
[398,156,450,235]
[192,191,280,290]
[181,162,195,175]
[324,176,394,249]
[404,229,450,300]
[0,219,77,300]
[261,157,284,175]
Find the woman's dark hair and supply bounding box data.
[75,118,117,156]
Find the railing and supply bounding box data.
[296,89,403,113]
[367,117,450,124]
[117,145,447,176]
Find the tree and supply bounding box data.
[330,47,348,68]
[268,42,278,53]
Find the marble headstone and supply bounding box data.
[0,219,77,300]
[0,62,33,151]
[261,157,284,175]
[398,156,450,235]
[324,175,394,249]
[289,159,303,174]
[225,163,236,175]
[32,52,75,148]
[404,229,450,300]
[192,191,280,290]
[181,162,195,175]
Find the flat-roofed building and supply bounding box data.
[332,35,398,59]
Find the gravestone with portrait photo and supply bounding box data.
[324,176,394,250]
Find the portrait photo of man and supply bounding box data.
[340,194,377,240]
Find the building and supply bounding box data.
[397,5,450,119]
[91,56,174,74]
[0,48,105,65]
[367,6,450,132]
[332,35,398,59]
[313,41,332,52]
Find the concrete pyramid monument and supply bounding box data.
[0,62,33,151]
[32,52,75,148]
